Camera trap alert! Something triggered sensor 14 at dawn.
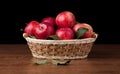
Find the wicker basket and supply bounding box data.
[23,33,98,60]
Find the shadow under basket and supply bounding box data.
[23,33,98,60]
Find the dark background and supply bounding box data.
[0,0,119,44]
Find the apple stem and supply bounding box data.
[41,26,44,29]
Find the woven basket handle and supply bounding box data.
[91,32,98,38]
[23,33,29,39]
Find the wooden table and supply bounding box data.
[0,44,120,74]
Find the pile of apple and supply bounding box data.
[24,11,93,40]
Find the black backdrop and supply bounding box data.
[0,0,119,44]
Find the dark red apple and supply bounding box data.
[41,17,56,27]
[56,28,74,40]
[55,11,76,28]
[73,23,93,38]
[34,22,54,39]
[24,20,39,35]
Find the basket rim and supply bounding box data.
[23,33,98,44]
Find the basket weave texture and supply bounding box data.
[23,33,98,59]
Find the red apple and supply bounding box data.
[24,20,39,35]
[34,22,54,39]
[41,17,56,27]
[73,23,93,38]
[56,28,74,40]
[55,11,76,28]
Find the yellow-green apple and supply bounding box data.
[56,28,74,40]
[55,11,76,28]
[73,23,93,38]
[41,17,56,27]
[24,20,39,35]
[34,22,54,39]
